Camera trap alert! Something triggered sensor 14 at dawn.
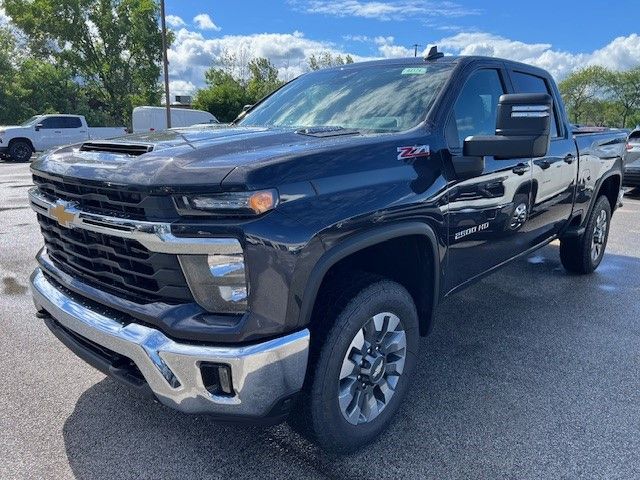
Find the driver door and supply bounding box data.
[444,67,535,292]
[38,117,66,151]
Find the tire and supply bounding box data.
[560,195,612,274]
[506,193,530,232]
[289,275,419,453]
[8,140,33,163]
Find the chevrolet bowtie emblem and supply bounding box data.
[49,203,77,228]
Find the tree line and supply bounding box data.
[559,66,640,129]
[1,0,638,129]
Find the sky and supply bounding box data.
[3,1,640,96]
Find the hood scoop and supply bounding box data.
[79,141,154,156]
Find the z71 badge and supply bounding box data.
[397,145,430,161]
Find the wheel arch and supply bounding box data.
[298,222,442,337]
[8,137,35,152]
[581,171,622,229]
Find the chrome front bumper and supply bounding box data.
[31,268,310,417]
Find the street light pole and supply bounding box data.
[160,0,172,128]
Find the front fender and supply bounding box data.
[288,221,442,332]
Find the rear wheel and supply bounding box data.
[560,195,611,274]
[8,140,33,163]
[290,276,419,453]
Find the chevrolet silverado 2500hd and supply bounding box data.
[0,114,127,162]
[28,53,627,452]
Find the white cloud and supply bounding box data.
[587,34,640,72]
[434,32,640,79]
[169,79,198,97]
[165,15,186,29]
[343,34,373,43]
[164,25,640,95]
[167,29,372,89]
[193,13,221,31]
[290,0,480,21]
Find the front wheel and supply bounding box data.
[291,277,419,453]
[8,140,33,163]
[560,195,612,274]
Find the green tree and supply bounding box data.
[308,52,354,71]
[558,66,609,124]
[0,26,29,123]
[246,57,283,101]
[193,69,251,123]
[605,68,640,128]
[3,0,164,125]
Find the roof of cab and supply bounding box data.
[320,55,552,78]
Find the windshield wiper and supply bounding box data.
[296,126,361,138]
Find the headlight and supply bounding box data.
[175,190,278,216]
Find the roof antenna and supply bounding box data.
[425,45,444,61]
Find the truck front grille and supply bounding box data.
[37,213,193,304]
[33,173,148,220]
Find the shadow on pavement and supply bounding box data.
[62,245,640,479]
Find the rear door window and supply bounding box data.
[511,71,560,138]
[63,117,83,128]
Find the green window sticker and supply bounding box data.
[402,67,427,75]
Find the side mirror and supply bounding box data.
[463,93,552,159]
[35,123,43,131]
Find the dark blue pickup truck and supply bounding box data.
[28,50,627,452]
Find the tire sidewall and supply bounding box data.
[584,196,612,271]
[309,281,419,450]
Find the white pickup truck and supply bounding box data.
[0,114,128,162]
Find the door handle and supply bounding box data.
[512,164,530,175]
[564,154,575,164]
[535,159,551,170]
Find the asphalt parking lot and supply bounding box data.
[1,159,639,479]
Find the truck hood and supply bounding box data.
[31,125,380,189]
[0,125,28,133]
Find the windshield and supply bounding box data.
[240,63,454,133]
[20,116,41,127]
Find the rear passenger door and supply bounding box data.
[508,70,578,242]
[62,117,88,145]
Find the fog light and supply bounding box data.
[201,363,234,395]
[178,248,248,314]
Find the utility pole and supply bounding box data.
[160,0,172,128]
[412,44,421,57]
